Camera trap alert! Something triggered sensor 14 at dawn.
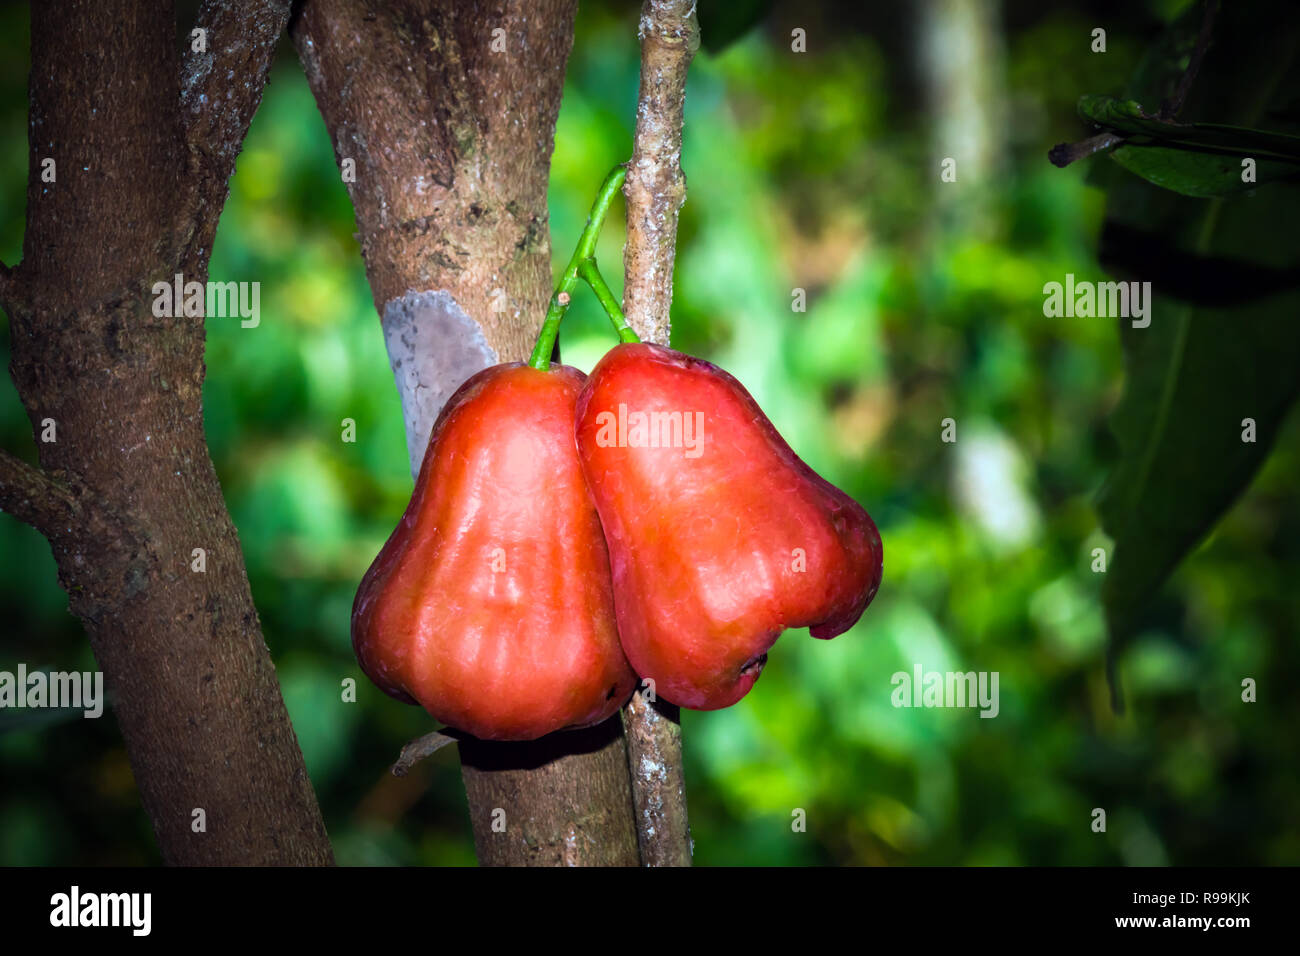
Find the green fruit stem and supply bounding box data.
[529,164,641,370]
[579,259,640,344]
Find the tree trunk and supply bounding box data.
[917,0,1007,233]
[291,0,642,866]
[0,0,332,865]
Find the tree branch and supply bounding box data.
[8,0,333,865]
[1048,131,1125,168]
[179,0,294,260]
[623,688,692,865]
[1049,1,1220,169]
[620,0,697,867]
[622,0,699,345]
[1159,0,1220,120]
[0,450,77,540]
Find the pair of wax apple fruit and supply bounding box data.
[351,340,884,741]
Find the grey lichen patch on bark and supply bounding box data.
[381,290,498,477]
[379,287,496,476]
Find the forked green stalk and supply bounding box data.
[529,164,642,370]
[579,259,639,344]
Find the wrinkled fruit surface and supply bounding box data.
[352,363,637,741]
[575,343,883,710]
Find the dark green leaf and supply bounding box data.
[1095,0,1300,701]
[1079,95,1300,159]
[1100,283,1300,641]
[1108,143,1299,197]
[1074,94,1300,197]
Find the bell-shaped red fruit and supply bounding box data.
[353,363,637,741]
[575,343,883,710]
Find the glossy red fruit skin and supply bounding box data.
[352,363,637,741]
[574,343,883,711]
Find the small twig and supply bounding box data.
[1050,1,1219,171]
[1048,132,1126,168]
[1159,0,1221,121]
[390,729,457,777]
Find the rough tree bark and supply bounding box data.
[291,0,643,866]
[622,0,698,343]
[619,0,698,868]
[0,0,332,864]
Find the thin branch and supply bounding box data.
[391,729,458,777]
[623,688,692,866]
[1050,1,1220,171]
[0,450,77,539]
[620,0,698,870]
[1159,0,1221,121]
[622,0,699,345]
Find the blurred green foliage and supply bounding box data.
[1,0,1297,866]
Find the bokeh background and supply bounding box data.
[2,0,1297,865]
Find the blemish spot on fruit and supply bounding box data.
[740,653,768,679]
